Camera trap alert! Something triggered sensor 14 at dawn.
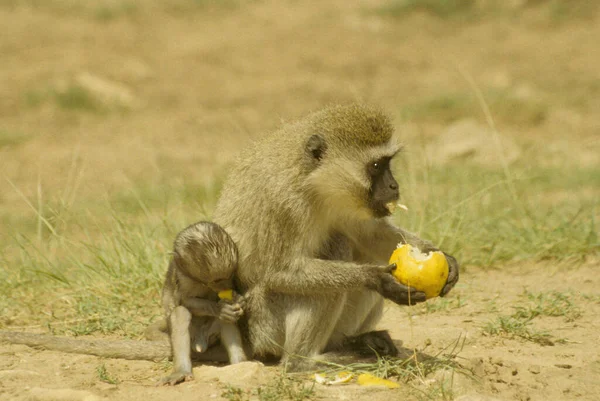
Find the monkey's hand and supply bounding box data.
[372,264,426,306]
[217,300,244,323]
[232,291,247,310]
[440,252,459,297]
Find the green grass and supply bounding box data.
[483,315,555,346]
[400,89,548,126]
[375,0,599,22]
[547,0,599,23]
[0,129,34,148]
[482,291,582,345]
[25,85,105,113]
[93,2,138,22]
[513,290,582,322]
[376,0,477,19]
[222,373,316,401]
[96,363,120,385]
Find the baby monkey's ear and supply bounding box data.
[305,134,327,162]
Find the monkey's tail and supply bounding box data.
[0,330,171,361]
[0,330,229,362]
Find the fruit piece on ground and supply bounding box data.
[357,373,400,389]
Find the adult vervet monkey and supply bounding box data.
[212,103,459,370]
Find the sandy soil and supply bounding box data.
[1,261,599,401]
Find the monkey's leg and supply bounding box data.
[144,319,169,342]
[221,323,247,364]
[280,293,346,372]
[160,306,194,386]
[329,291,398,357]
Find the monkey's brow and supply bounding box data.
[378,147,402,161]
[391,146,404,156]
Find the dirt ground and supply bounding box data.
[1,0,599,400]
[1,261,599,401]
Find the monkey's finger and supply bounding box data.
[220,315,240,323]
[440,252,459,297]
[394,291,426,306]
[224,305,243,316]
[396,282,426,302]
[379,276,426,305]
[223,309,243,318]
[385,263,397,274]
[407,289,427,304]
[220,309,242,321]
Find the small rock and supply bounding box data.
[74,72,138,109]
[121,59,154,82]
[555,363,573,369]
[463,357,485,378]
[528,365,541,375]
[490,357,504,367]
[193,361,266,388]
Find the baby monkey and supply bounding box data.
[160,221,247,385]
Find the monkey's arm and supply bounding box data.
[264,258,425,305]
[182,297,244,323]
[0,330,228,362]
[182,297,219,317]
[353,220,459,296]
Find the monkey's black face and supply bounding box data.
[367,157,399,218]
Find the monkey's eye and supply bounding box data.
[369,161,381,176]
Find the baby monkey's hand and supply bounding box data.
[217,291,245,323]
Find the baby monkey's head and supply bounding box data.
[172,221,239,292]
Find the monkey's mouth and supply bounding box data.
[385,202,408,214]
[371,201,392,218]
[373,202,408,217]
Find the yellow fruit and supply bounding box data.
[356,373,400,389]
[218,289,233,301]
[388,244,449,299]
[313,371,353,385]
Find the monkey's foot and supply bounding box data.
[229,354,248,364]
[281,354,326,373]
[345,330,399,357]
[158,371,194,386]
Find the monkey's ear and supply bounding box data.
[306,134,326,161]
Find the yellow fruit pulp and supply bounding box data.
[218,289,233,301]
[388,244,449,299]
[356,373,400,389]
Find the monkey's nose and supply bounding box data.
[389,182,398,190]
